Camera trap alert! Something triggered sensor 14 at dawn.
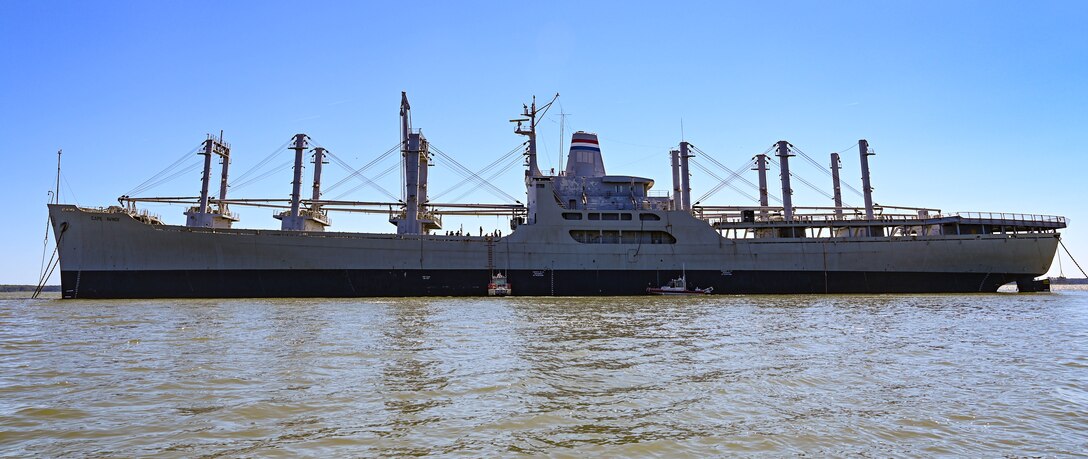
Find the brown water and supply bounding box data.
[2,290,1086,457]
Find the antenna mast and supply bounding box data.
[558,103,570,175]
[55,149,61,204]
[514,93,559,179]
[519,97,541,178]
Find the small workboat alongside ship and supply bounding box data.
[45,93,1066,298]
[488,273,512,297]
[647,275,714,295]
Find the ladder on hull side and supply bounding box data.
[486,236,495,274]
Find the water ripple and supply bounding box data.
[1,291,1086,456]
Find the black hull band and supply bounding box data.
[60,269,1031,299]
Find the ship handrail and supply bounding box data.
[706,210,1065,227]
[953,212,1065,224]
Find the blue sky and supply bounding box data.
[2,1,1086,284]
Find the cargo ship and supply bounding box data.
[46,94,1066,298]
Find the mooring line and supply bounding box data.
[1059,239,1087,278]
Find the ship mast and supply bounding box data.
[185,133,235,228]
[679,141,693,212]
[830,152,843,218]
[216,130,230,217]
[311,147,326,214]
[670,148,681,210]
[512,94,557,226]
[754,153,770,219]
[514,94,560,179]
[858,139,875,220]
[515,97,541,178]
[274,133,330,231]
[398,91,420,235]
[393,91,436,235]
[401,91,411,150]
[776,140,794,222]
[287,133,309,224]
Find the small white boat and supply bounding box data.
[488,273,512,296]
[646,275,713,295]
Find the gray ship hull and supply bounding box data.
[48,204,1059,298]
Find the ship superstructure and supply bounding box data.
[46,94,1066,298]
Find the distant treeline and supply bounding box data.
[1050,277,1088,285]
[0,285,60,292]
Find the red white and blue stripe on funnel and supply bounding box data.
[569,132,601,152]
[565,131,607,177]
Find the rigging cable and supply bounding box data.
[835,141,860,155]
[32,247,60,299]
[133,162,203,195]
[231,159,295,192]
[688,145,764,192]
[61,174,79,206]
[1057,243,1066,276]
[1059,239,1088,278]
[691,158,761,203]
[766,157,845,204]
[125,144,203,196]
[449,148,527,203]
[321,144,401,200]
[429,144,519,203]
[37,193,53,290]
[32,224,64,299]
[437,147,523,201]
[228,138,293,187]
[321,141,402,194]
[431,141,527,201]
[789,144,864,198]
[330,163,401,201]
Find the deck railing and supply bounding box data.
[702,209,1065,227]
[953,212,1066,225]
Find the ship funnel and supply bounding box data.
[564,132,606,177]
